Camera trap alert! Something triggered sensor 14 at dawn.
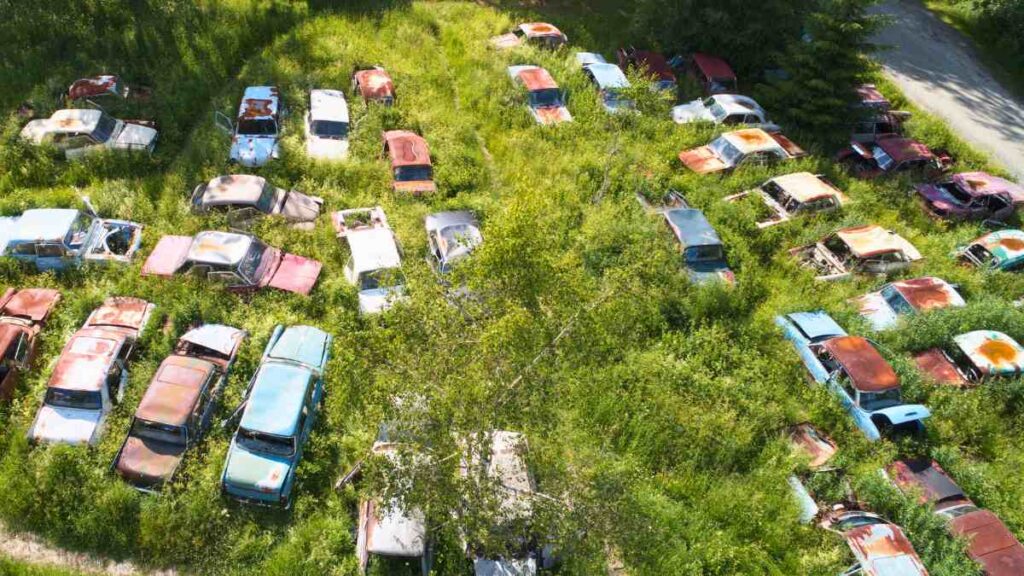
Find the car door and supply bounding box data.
[192,373,215,441]
[0,331,29,398]
[803,343,834,384]
[35,242,71,271]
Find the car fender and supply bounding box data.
[872,404,930,426]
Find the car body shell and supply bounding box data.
[20,109,157,160]
[304,89,350,160]
[787,423,838,524]
[113,325,246,492]
[914,330,1024,387]
[28,297,154,446]
[576,54,634,114]
[790,224,922,281]
[333,207,407,314]
[425,211,482,274]
[957,229,1024,272]
[915,172,1024,222]
[67,75,130,102]
[0,288,61,401]
[671,94,778,131]
[838,137,947,179]
[490,22,567,50]
[0,208,143,272]
[221,325,331,507]
[851,277,965,331]
[141,231,322,296]
[823,510,929,576]
[223,86,281,168]
[662,208,734,285]
[190,174,323,228]
[725,172,846,228]
[383,130,436,194]
[679,129,805,174]
[687,53,737,95]
[776,311,930,441]
[352,67,395,105]
[616,47,676,92]
[507,65,572,125]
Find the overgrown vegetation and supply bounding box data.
[0,1,1020,575]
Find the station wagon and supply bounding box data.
[725,172,847,228]
[851,277,965,331]
[914,331,1024,386]
[791,224,922,281]
[0,207,143,271]
[333,207,407,314]
[0,288,61,401]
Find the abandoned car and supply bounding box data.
[28,297,155,446]
[913,331,1024,387]
[787,423,839,524]
[334,207,407,314]
[352,66,395,106]
[837,136,950,179]
[216,86,282,168]
[113,325,247,492]
[141,231,323,296]
[671,94,778,131]
[821,509,930,576]
[852,84,910,143]
[507,65,572,125]
[777,311,931,441]
[790,224,922,281]
[616,47,676,92]
[190,174,323,228]
[383,130,437,194]
[724,172,847,228]
[956,229,1024,272]
[20,108,158,159]
[678,128,805,174]
[686,53,737,95]
[425,211,483,274]
[576,53,635,113]
[0,288,61,402]
[221,325,331,507]
[888,458,1024,576]
[851,277,965,331]
[65,74,133,104]
[915,171,1024,222]
[662,205,734,285]
[305,89,350,160]
[490,22,567,50]
[0,207,143,271]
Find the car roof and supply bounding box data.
[822,336,899,392]
[586,63,629,89]
[238,86,279,119]
[575,52,607,66]
[951,172,1024,198]
[180,324,246,357]
[187,231,255,266]
[309,89,349,122]
[6,209,80,243]
[45,109,105,133]
[348,228,402,274]
[876,137,934,163]
[953,331,1024,376]
[770,173,843,203]
[785,311,846,342]
[85,297,153,332]
[202,175,267,206]
[947,509,1024,574]
[48,328,126,392]
[889,459,965,505]
[691,52,735,80]
[135,356,216,426]
[425,211,482,262]
[664,208,722,248]
[519,22,563,38]
[383,130,431,167]
[835,225,921,260]
[354,68,394,99]
[67,75,121,100]
[625,49,674,80]
[856,84,890,108]
[722,129,783,155]
[513,66,559,91]
[844,523,928,576]
[267,325,330,372]
[240,362,313,436]
[975,229,1024,266]
[788,423,837,469]
[889,277,964,312]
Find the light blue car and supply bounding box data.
[0,207,142,271]
[776,311,930,441]
[221,325,331,507]
[576,52,635,113]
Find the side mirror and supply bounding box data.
[80,195,99,218]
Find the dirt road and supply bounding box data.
[870,0,1024,180]
[0,523,177,576]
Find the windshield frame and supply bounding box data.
[528,88,563,109]
[45,387,102,411]
[710,137,743,166]
[236,117,278,137]
[237,427,295,457]
[236,239,272,285]
[131,418,188,446]
[90,113,118,143]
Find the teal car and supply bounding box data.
[221,325,331,507]
[957,229,1024,271]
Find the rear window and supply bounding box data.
[237,118,277,136]
[45,388,102,410]
[310,120,348,138]
[395,166,433,182]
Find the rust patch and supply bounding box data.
[978,339,1019,365]
[823,336,899,392]
[999,237,1024,251]
[897,278,952,311]
[241,99,273,118]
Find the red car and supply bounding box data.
[383,130,436,194]
[352,67,395,106]
[687,53,737,95]
[838,136,952,179]
[617,47,676,92]
[0,288,61,401]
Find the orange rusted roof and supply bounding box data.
[823,336,899,392]
[135,355,215,427]
[516,66,558,91]
[771,173,847,204]
[383,130,431,167]
[835,225,921,260]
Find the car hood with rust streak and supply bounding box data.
[29,405,102,445]
[116,435,186,487]
[679,146,729,174]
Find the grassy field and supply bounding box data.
[0,1,1022,575]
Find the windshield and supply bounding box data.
[395,165,433,182]
[237,240,270,284]
[685,244,724,264]
[709,102,728,121]
[131,419,187,446]
[237,428,294,456]
[236,118,277,137]
[964,244,995,268]
[528,88,563,108]
[762,181,800,212]
[256,182,279,214]
[823,235,854,265]
[64,213,94,249]
[872,146,895,171]
[311,120,348,139]
[359,268,405,291]
[835,515,886,531]
[941,182,973,204]
[91,113,118,143]
[859,388,902,411]
[940,505,980,519]
[45,388,102,410]
[881,285,913,314]
[709,137,743,165]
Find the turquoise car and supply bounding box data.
[957,229,1024,271]
[221,325,331,507]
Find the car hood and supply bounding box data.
[275,190,323,223]
[30,405,102,445]
[358,286,407,315]
[231,136,277,167]
[141,235,193,277]
[20,119,50,144]
[394,179,437,194]
[115,436,185,487]
[474,557,537,576]
[113,123,158,150]
[679,146,728,174]
[913,349,970,386]
[671,101,714,124]
[267,253,322,295]
[533,106,572,125]
[306,136,349,160]
[915,184,965,211]
[223,442,291,496]
[852,292,899,331]
[871,404,930,425]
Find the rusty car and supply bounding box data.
[915,172,1024,222]
[425,211,482,275]
[956,229,1024,272]
[913,331,1024,387]
[820,508,930,576]
[28,297,155,446]
[888,459,1024,575]
[638,192,734,285]
[20,108,158,160]
[507,65,572,125]
[0,205,143,271]
[852,84,910,143]
[65,74,133,104]
[0,288,61,402]
[725,172,847,228]
[671,94,778,131]
[777,312,930,441]
[352,66,395,106]
[190,174,323,229]
[113,325,247,492]
[686,53,737,95]
[383,130,437,194]
[576,53,635,113]
[850,277,965,331]
[787,423,840,524]
[790,224,922,281]
[837,136,951,179]
[333,207,407,314]
[305,89,350,160]
[678,128,805,174]
[490,22,567,50]
[616,47,676,92]
[221,325,331,507]
[141,231,322,296]
[215,86,282,168]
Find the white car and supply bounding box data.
[671,94,778,131]
[333,207,408,315]
[304,89,349,160]
[20,109,158,160]
[216,86,282,168]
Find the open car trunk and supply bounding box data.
[83,219,143,263]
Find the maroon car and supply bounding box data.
[838,136,952,179]
[915,172,1024,222]
[889,459,1024,575]
[113,324,246,492]
[141,231,322,295]
[617,47,676,92]
[852,84,911,143]
[687,53,737,95]
[0,288,61,401]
